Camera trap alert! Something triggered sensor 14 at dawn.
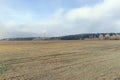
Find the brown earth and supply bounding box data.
[0,40,120,80]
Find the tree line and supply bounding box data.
[50,33,120,40]
[1,33,120,40]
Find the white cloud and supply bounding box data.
[64,0,120,33]
[66,0,120,21]
[0,0,120,38]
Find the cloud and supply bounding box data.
[65,0,120,32]
[0,0,120,38]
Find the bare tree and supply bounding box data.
[99,34,104,40]
[116,34,120,40]
[104,34,111,40]
[111,34,116,40]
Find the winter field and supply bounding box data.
[0,40,120,80]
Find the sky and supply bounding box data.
[0,0,120,38]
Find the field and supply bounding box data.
[0,40,120,80]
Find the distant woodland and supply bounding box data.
[1,33,120,41]
[50,33,120,40]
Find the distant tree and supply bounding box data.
[116,34,120,40]
[99,34,104,40]
[111,35,116,40]
[104,34,111,40]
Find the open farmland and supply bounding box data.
[0,41,120,80]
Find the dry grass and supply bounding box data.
[0,40,120,80]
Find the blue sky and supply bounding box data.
[1,0,101,22]
[0,0,120,38]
